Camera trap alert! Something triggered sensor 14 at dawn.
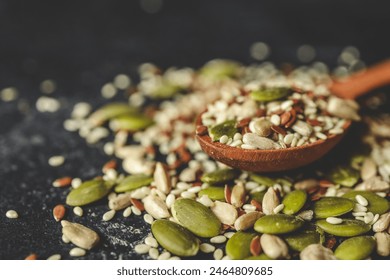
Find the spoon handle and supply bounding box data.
[330,59,390,100]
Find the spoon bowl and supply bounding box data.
[195,60,390,172]
[196,114,351,172]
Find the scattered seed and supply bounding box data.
[6,210,18,219]
[47,254,61,260]
[158,251,171,260]
[53,204,66,221]
[356,195,369,206]
[25,253,38,260]
[62,234,70,243]
[131,206,142,216]
[149,247,160,260]
[123,207,132,218]
[135,244,151,254]
[71,178,82,189]
[200,243,216,253]
[210,235,227,244]
[213,248,223,260]
[69,247,86,257]
[53,176,72,188]
[102,210,116,221]
[326,217,343,225]
[273,204,285,214]
[145,236,158,248]
[73,206,83,217]
[143,213,154,224]
[48,155,65,167]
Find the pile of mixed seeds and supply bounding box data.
[7,59,390,260]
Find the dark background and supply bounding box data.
[0,0,389,259]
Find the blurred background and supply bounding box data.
[0,0,390,259]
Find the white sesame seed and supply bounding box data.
[123,207,132,217]
[281,100,294,111]
[102,209,116,221]
[222,255,232,260]
[73,206,83,217]
[188,186,202,193]
[213,248,223,260]
[71,178,82,189]
[5,210,18,219]
[315,132,327,140]
[219,135,229,144]
[230,139,242,147]
[224,232,235,239]
[36,96,60,112]
[326,217,343,224]
[233,133,242,141]
[62,234,70,243]
[270,114,281,126]
[210,235,227,244]
[63,119,81,131]
[200,243,216,253]
[1,87,18,102]
[376,192,387,198]
[165,193,176,209]
[241,144,257,150]
[149,247,159,260]
[135,244,150,254]
[71,102,92,119]
[273,204,285,214]
[103,142,115,156]
[353,204,367,212]
[329,128,344,135]
[101,83,117,99]
[131,206,142,216]
[145,236,158,248]
[355,195,368,206]
[355,216,365,222]
[69,247,86,257]
[364,212,374,224]
[352,211,367,217]
[169,256,181,260]
[143,214,154,224]
[181,191,196,199]
[242,204,257,211]
[176,182,191,190]
[113,74,131,90]
[48,155,65,167]
[157,251,171,260]
[47,254,61,260]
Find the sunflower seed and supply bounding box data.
[373,212,390,232]
[109,193,132,210]
[361,158,377,180]
[234,211,264,231]
[230,182,246,208]
[61,220,100,250]
[210,201,238,226]
[262,187,279,215]
[375,232,390,257]
[154,162,171,194]
[260,234,289,259]
[300,244,337,260]
[143,195,170,219]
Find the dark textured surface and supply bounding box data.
[0,0,390,260]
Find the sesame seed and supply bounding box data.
[73,206,83,217]
[219,135,229,144]
[71,178,82,189]
[123,207,132,217]
[1,87,18,102]
[353,204,367,212]
[364,212,374,224]
[69,247,86,257]
[6,210,18,219]
[165,194,175,209]
[352,211,367,217]
[71,102,92,119]
[47,254,61,260]
[143,214,154,224]
[188,186,202,193]
[181,191,196,199]
[40,79,56,94]
[213,248,223,260]
[101,83,117,99]
[145,236,158,248]
[135,244,150,254]
[355,195,368,206]
[224,232,235,239]
[200,243,216,253]
[113,74,131,90]
[48,155,65,167]
[157,251,171,260]
[36,96,60,112]
[103,142,115,156]
[198,195,214,207]
[326,217,343,224]
[148,247,159,260]
[102,210,116,221]
[210,235,227,244]
[131,206,142,216]
[273,203,285,214]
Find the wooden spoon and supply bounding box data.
[196,60,390,172]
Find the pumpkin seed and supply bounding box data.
[283,226,324,252]
[66,179,114,206]
[250,87,290,102]
[254,214,305,234]
[114,174,153,193]
[249,173,280,187]
[313,197,355,218]
[201,168,240,185]
[172,199,221,238]
[150,82,181,99]
[151,220,199,257]
[109,113,154,132]
[209,120,238,141]
[334,236,376,260]
[282,190,307,215]
[245,254,272,260]
[87,103,138,126]
[316,219,371,237]
[328,165,360,187]
[200,59,240,80]
[198,187,225,201]
[225,231,257,260]
[342,191,389,214]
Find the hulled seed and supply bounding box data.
[145,236,158,248]
[123,207,132,217]
[134,244,150,254]
[200,243,216,253]
[213,248,223,260]
[102,210,116,221]
[69,247,86,257]
[355,195,368,206]
[47,254,61,260]
[149,247,160,259]
[6,210,18,219]
[143,214,154,225]
[210,235,227,244]
[326,217,343,225]
[73,206,83,217]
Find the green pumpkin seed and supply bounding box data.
[151,220,199,257]
[109,113,154,132]
[198,187,225,201]
[282,190,307,215]
[114,174,153,193]
[200,60,240,80]
[209,120,238,142]
[328,165,360,187]
[245,254,272,260]
[151,82,181,99]
[249,173,276,187]
[226,231,257,260]
[349,154,367,170]
[250,87,290,102]
[66,179,114,206]
[313,197,355,218]
[283,226,324,252]
[172,199,221,238]
[87,103,138,126]
[250,191,267,203]
[334,236,376,260]
[201,168,240,185]
[316,219,371,237]
[254,214,305,234]
[342,191,390,214]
